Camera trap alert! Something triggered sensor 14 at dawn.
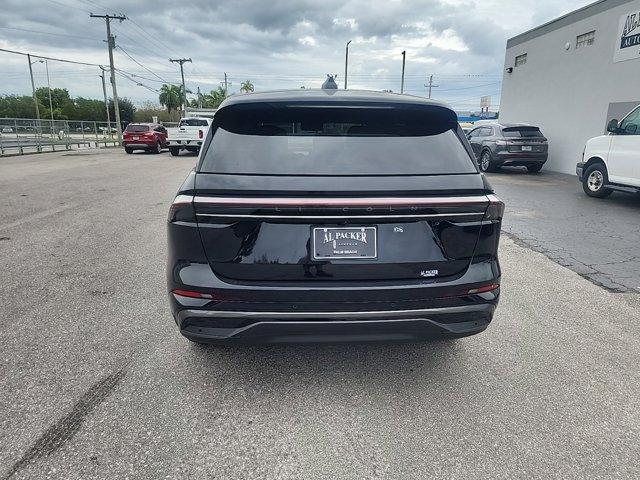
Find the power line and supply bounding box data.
[127,18,180,57]
[0,47,102,67]
[0,26,97,42]
[115,45,170,83]
[115,70,159,93]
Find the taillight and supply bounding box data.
[168,194,196,222]
[172,289,213,299]
[198,129,203,139]
[483,194,504,221]
[466,283,500,294]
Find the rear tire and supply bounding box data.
[124,147,133,154]
[527,164,543,173]
[479,150,495,172]
[582,163,613,198]
[169,147,180,157]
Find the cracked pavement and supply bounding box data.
[486,168,640,293]
[1,150,639,479]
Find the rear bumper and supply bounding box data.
[167,140,203,147]
[177,302,496,344]
[123,142,155,149]
[495,151,547,166]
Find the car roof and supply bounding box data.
[218,89,451,109]
[472,122,537,129]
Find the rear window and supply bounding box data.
[502,127,543,138]
[180,118,209,127]
[199,103,476,176]
[125,124,149,133]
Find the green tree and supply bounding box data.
[159,84,182,113]
[202,86,228,108]
[134,101,176,123]
[108,97,136,123]
[35,87,73,119]
[0,95,40,118]
[240,80,254,93]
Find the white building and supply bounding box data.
[499,0,640,174]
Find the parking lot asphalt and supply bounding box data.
[487,168,640,293]
[1,150,639,479]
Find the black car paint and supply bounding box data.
[167,90,502,344]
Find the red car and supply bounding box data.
[123,123,168,154]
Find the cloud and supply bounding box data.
[0,0,592,110]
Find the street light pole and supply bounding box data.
[26,54,41,123]
[44,60,54,123]
[400,50,406,94]
[99,66,112,136]
[344,40,352,90]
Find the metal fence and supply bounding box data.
[0,118,123,156]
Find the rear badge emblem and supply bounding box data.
[420,270,438,278]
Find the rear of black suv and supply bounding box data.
[167,90,503,344]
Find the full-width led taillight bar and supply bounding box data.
[192,195,491,207]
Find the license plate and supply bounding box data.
[312,227,377,260]
[522,145,532,151]
[133,136,139,140]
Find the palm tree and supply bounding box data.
[202,86,228,109]
[158,84,182,113]
[240,80,254,93]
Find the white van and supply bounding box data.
[577,106,640,197]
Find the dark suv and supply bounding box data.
[167,90,503,345]
[467,123,548,173]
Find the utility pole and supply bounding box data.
[90,13,126,143]
[400,50,406,94]
[221,72,232,95]
[99,66,112,136]
[170,58,191,117]
[425,74,439,99]
[26,54,41,125]
[197,86,202,108]
[344,40,352,89]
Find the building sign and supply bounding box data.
[614,10,640,63]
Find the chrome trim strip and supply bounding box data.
[193,195,490,207]
[177,304,494,322]
[195,212,485,220]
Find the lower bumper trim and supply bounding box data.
[177,304,496,343]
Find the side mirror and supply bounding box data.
[607,119,620,134]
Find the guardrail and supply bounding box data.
[0,118,123,156]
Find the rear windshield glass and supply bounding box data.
[125,124,149,132]
[180,118,209,127]
[199,103,476,176]
[502,127,543,138]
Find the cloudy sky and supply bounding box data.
[0,0,591,111]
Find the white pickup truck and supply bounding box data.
[577,105,640,197]
[167,117,212,156]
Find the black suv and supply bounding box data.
[167,90,503,344]
[467,122,548,173]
